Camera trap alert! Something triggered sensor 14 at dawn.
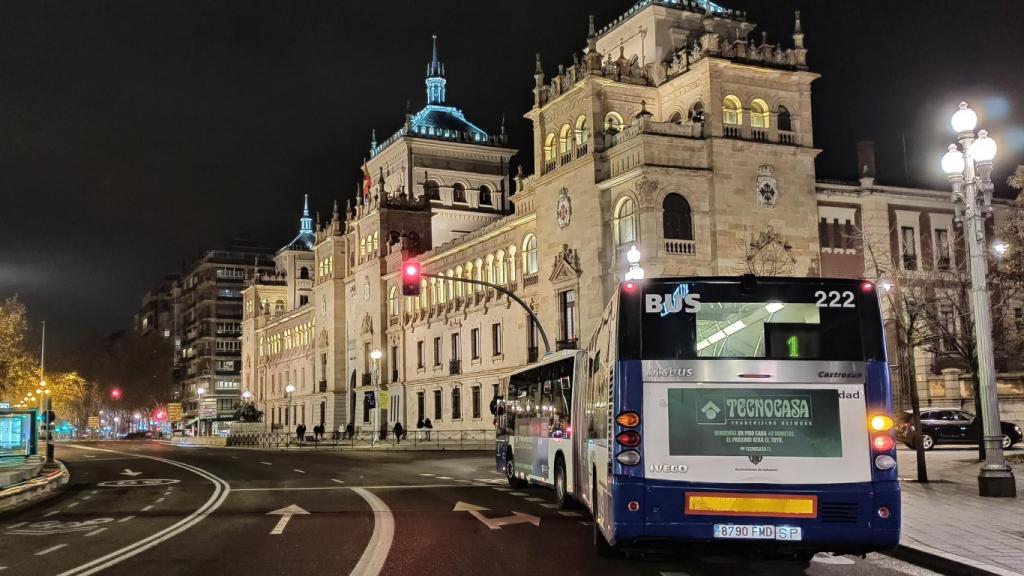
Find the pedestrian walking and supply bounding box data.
[394,421,405,444]
[424,417,432,441]
[296,423,306,443]
[345,422,355,440]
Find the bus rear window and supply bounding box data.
[634,281,883,361]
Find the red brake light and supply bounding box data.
[616,430,641,447]
[861,281,874,292]
[872,435,896,452]
[624,281,636,292]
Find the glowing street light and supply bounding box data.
[993,240,1009,256]
[624,245,645,281]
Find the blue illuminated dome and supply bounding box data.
[281,195,316,252]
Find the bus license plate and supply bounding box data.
[713,525,802,541]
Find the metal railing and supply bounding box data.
[227,429,496,450]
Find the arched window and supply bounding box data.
[523,234,538,275]
[454,266,464,297]
[777,105,792,132]
[495,250,506,284]
[688,101,705,123]
[478,185,492,206]
[614,197,638,246]
[452,183,467,203]
[722,95,742,126]
[372,231,379,252]
[418,280,428,308]
[574,116,589,147]
[559,124,572,155]
[750,99,770,129]
[388,286,399,317]
[604,112,624,134]
[662,193,693,240]
[668,111,683,125]
[425,180,441,200]
[446,271,455,302]
[474,258,484,292]
[299,266,309,279]
[543,133,556,162]
[485,255,495,284]
[435,277,446,304]
[508,245,517,282]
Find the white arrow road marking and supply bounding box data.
[267,504,309,535]
[452,501,541,530]
[120,469,142,477]
[349,488,394,576]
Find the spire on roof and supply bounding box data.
[300,194,313,234]
[426,34,447,105]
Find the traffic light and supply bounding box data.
[111,388,122,401]
[401,260,421,296]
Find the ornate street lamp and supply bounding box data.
[370,349,383,445]
[941,101,1016,497]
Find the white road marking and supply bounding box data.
[417,473,434,477]
[492,487,512,492]
[6,522,27,529]
[293,469,306,474]
[36,544,68,556]
[43,511,60,517]
[89,490,98,495]
[331,479,345,484]
[231,456,239,459]
[813,553,856,565]
[155,498,165,503]
[435,476,453,480]
[578,520,593,526]
[84,528,108,537]
[0,566,7,571]
[524,497,544,502]
[660,572,690,576]
[84,455,95,458]
[268,504,309,535]
[141,505,154,512]
[81,496,92,500]
[118,516,135,523]
[539,503,558,509]
[473,478,505,485]
[67,502,79,508]
[453,501,541,530]
[454,479,474,483]
[56,444,230,576]
[350,488,394,576]
[558,511,583,517]
[260,461,272,466]
[508,492,528,496]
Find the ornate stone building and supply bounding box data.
[240,0,1024,435]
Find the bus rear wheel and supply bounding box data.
[554,458,570,509]
[506,450,525,488]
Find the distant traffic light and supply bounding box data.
[111,388,122,401]
[401,260,421,296]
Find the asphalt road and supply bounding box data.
[0,441,945,576]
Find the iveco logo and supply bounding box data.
[649,464,688,474]
[818,371,863,379]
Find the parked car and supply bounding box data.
[896,409,1021,450]
[119,431,153,440]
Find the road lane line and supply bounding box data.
[84,528,108,537]
[118,516,135,523]
[141,505,154,511]
[331,479,345,484]
[36,544,68,556]
[260,461,272,466]
[558,511,583,517]
[81,496,92,500]
[524,497,544,502]
[67,502,79,508]
[509,492,527,496]
[6,522,27,529]
[350,488,394,576]
[56,444,231,576]
[155,498,165,503]
[539,503,558,509]
[43,511,60,517]
[417,473,434,477]
[492,488,512,492]
[232,484,493,492]
[435,476,453,480]
[89,490,98,495]
[293,469,306,474]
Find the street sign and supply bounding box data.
[267,504,309,535]
[453,501,540,530]
[0,402,10,410]
[87,416,99,429]
[199,401,217,419]
[167,402,182,422]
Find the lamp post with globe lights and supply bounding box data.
[285,384,295,434]
[941,101,1016,497]
[196,387,205,437]
[370,349,383,445]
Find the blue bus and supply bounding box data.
[496,276,899,557]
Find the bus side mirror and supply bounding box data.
[489,396,502,416]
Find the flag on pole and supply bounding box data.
[362,159,372,197]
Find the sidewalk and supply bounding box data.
[897,447,1024,576]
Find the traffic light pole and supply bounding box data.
[421,273,552,356]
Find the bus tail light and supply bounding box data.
[870,415,894,432]
[874,454,896,470]
[877,506,891,519]
[616,430,641,447]
[616,450,641,466]
[872,435,895,452]
[616,412,640,427]
[627,500,640,512]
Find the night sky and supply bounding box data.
[1,0,1022,357]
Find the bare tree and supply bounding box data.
[741,226,797,276]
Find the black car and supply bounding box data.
[896,409,1021,450]
[119,431,153,440]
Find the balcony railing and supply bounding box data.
[779,130,796,144]
[665,239,696,255]
[523,274,539,288]
[724,125,742,138]
[449,359,461,375]
[543,159,557,174]
[751,129,767,142]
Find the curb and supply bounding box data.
[889,543,1023,576]
[0,460,70,515]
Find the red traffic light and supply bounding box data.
[111,388,122,401]
[401,260,422,296]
